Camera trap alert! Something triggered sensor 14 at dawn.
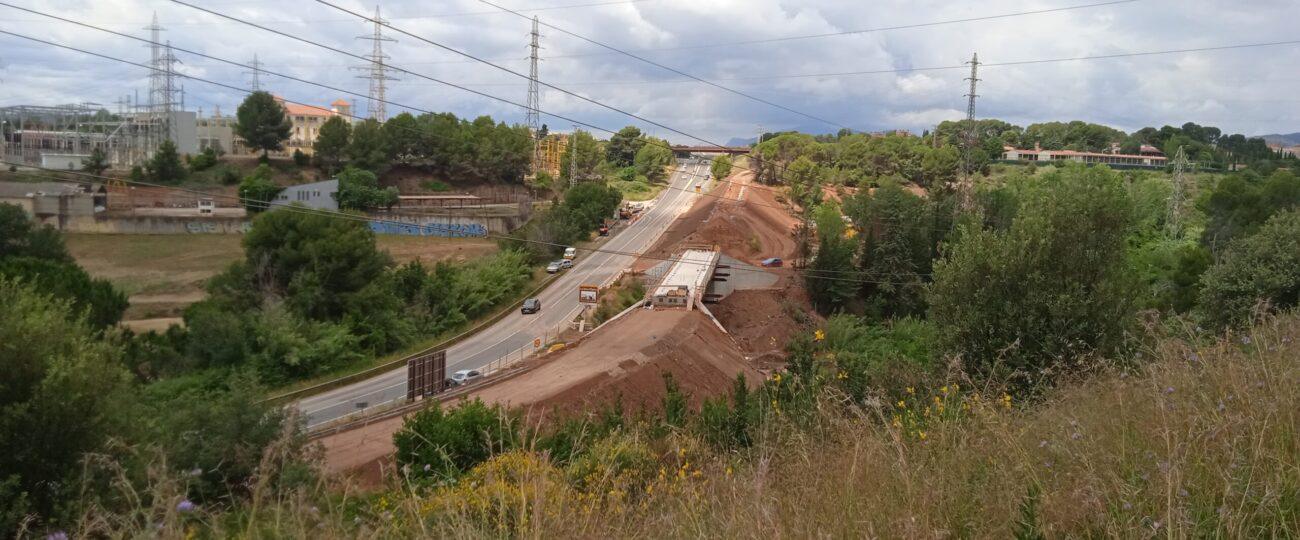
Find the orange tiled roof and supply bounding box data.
[272,95,337,117]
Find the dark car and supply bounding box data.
[760,257,784,267]
[521,297,542,314]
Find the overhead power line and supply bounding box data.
[163,0,811,183]
[472,0,862,133]
[491,0,1139,59]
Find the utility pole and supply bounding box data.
[245,53,265,91]
[526,16,543,172]
[353,5,397,121]
[1168,146,1189,237]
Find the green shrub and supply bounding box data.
[420,179,451,192]
[1198,209,1300,329]
[188,147,219,172]
[929,165,1137,389]
[394,399,521,482]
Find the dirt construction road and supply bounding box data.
[318,308,759,477]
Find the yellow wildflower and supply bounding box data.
[891,415,902,428]
[906,386,915,395]
[940,385,949,395]
[814,329,826,341]
[836,371,848,380]
[897,400,906,408]
[918,431,927,440]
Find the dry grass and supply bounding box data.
[65,233,497,320]
[64,314,1300,538]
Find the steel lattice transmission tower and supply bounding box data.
[1168,146,1190,237]
[353,5,398,121]
[958,52,981,211]
[526,16,544,173]
[964,53,980,121]
[526,16,542,134]
[145,13,182,149]
[245,53,265,91]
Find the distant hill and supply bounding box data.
[725,136,757,147]
[1258,132,1300,146]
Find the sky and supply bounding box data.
[1,0,1298,145]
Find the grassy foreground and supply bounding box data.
[71,315,1298,538]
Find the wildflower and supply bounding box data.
[906,386,915,395]
[940,385,949,395]
[1000,393,1012,409]
[1122,502,1132,510]
[814,329,825,341]
[952,383,960,392]
[423,463,431,472]
[1164,386,1174,394]
[772,373,782,384]
[1039,440,1048,448]
[836,371,848,380]
[176,500,196,513]
[896,400,906,409]
[891,415,902,428]
[725,466,733,476]
[1241,335,1251,345]
[1178,489,1189,498]
[933,395,942,405]
[1071,432,1082,440]
[917,431,926,440]
[45,532,68,540]
[187,468,202,477]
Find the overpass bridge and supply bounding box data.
[671,145,751,157]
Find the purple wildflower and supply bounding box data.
[176,499,196,513]
[45,532,69,540]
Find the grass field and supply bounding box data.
[66,233,498,320]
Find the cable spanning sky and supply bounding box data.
[2,0,1296,142]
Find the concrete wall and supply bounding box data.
[63,214,252,234]
[368,214,496,238]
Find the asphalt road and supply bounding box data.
[297,161,707,428]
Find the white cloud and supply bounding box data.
[0,0,1295,142]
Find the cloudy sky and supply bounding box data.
[2,0,1297,144]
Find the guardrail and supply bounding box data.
[263,270,564,406]
[304,313,580,433]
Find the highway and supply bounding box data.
[297,160,707,428]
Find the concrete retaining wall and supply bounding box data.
[64,214,253,234]
[55,207,525,236]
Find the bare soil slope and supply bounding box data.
[318,309,759,478]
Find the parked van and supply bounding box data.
[563,247,577,260]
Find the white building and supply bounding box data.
[271,179,338,211]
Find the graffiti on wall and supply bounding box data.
[368,221,488,238]
[185,221,253,234]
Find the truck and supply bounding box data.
[563,246,577,260]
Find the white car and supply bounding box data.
[450,369,482,386]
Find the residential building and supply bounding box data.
[270,179,338,211]
[275,97,352,156]
[1002,145,1168,168]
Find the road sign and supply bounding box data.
[533,337,542,348]
[578,284,599,304]
[406,350,447,401]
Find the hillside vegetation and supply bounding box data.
[49,312,1300,538]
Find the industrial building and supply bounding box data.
[0,181,105,228]
[270,179,339,211]
[651,249,721,309]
